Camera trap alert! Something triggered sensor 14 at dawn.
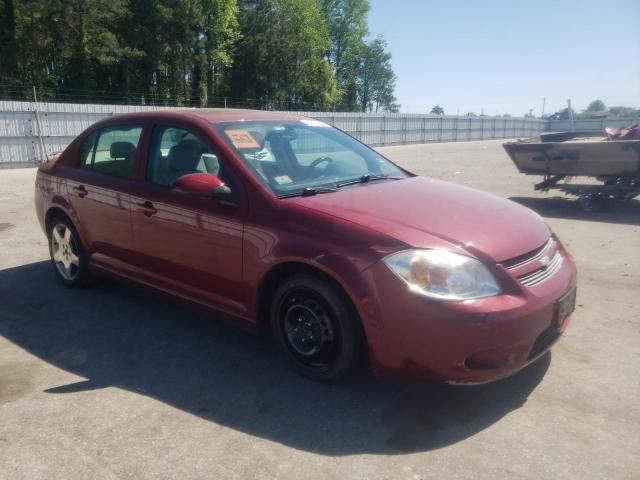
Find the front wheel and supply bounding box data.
[270,273,364,382]
[48,216,92,287]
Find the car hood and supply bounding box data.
[287,176,550,262]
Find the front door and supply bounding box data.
[130,125,248,318]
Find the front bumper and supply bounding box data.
[360,245,577,383]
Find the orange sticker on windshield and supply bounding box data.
[225,129,261,149]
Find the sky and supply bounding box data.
[367,0,640,116]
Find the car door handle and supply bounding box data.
[135,201,157,216]
[72,185,88,198]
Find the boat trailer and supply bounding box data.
[534,174,640,211]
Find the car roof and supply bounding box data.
[103,109,308,125]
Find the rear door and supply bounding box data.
[130,124,248,317]
[65,124,144,271]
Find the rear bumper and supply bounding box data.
[34,171,48,233]
[360,247,577,383]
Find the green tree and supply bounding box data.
[44,0,128,93]
[548,108,575,120]
[586,99,606,112]
[232,0,338,109]
[357,36,398,112]
[0,0,18,91]
[11,0,57,94]
[0,0,397,111]
[322,0,369,110]
[201,0,240,105]
[122,0,238,106]
[430,105,444,115]
[609,106,640,118]
[121,0,162,101]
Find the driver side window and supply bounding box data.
[147,126,221,186]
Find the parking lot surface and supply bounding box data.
[1,139,638,479]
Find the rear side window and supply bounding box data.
[80,126,143,178]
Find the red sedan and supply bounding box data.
[34,110,577,383]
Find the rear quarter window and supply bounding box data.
[79,131,98,167]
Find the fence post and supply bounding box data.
[382,115,386,146]
[32,87,47,162]
[422,116,426,143]
[438,116,443,142]
[454,116,459,142]
[403,116,407,144]
[358,114,363,142]
[28,110,37,165]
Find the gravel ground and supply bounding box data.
[1,139,638,479]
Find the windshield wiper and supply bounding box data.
[336,174,402,188]
[278,186,339,199]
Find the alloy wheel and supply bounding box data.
[51,223,81,281]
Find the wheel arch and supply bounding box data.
[44,206,90,254]
[45,206,72,231]
[255,260,365,339]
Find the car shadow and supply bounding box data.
[0,261,550,455]
[510,196,640,226]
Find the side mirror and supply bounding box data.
[172,173,233,204]
[212,183,232,201]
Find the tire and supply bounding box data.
[270,272,364,382]
[579,193,604,212]
[47,215,92,287]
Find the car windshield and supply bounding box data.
[214,120,409,197]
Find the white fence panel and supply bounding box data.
[0,101,549,167]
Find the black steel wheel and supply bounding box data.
[281,290,338,366]
[271,273,364,382]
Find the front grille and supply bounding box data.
[517,251,563,287]
[502,238,552,269]
[501,238,563,288]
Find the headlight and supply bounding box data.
[383,249,501,301]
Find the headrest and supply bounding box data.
[168,139,204,170]
[110,141,136,160]
[171,139,203,156]
[265,128,297,143]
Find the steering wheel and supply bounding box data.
[308,156,334,169]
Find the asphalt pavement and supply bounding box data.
[1,139,638,479]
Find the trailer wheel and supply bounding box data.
[579,193,604,212]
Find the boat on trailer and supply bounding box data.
[503,127,640,211]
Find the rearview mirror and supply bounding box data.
[172,173,233,203]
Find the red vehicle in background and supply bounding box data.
[34,110,577,383]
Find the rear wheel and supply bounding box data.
[48,216,92,287]
[270,273,363,382]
